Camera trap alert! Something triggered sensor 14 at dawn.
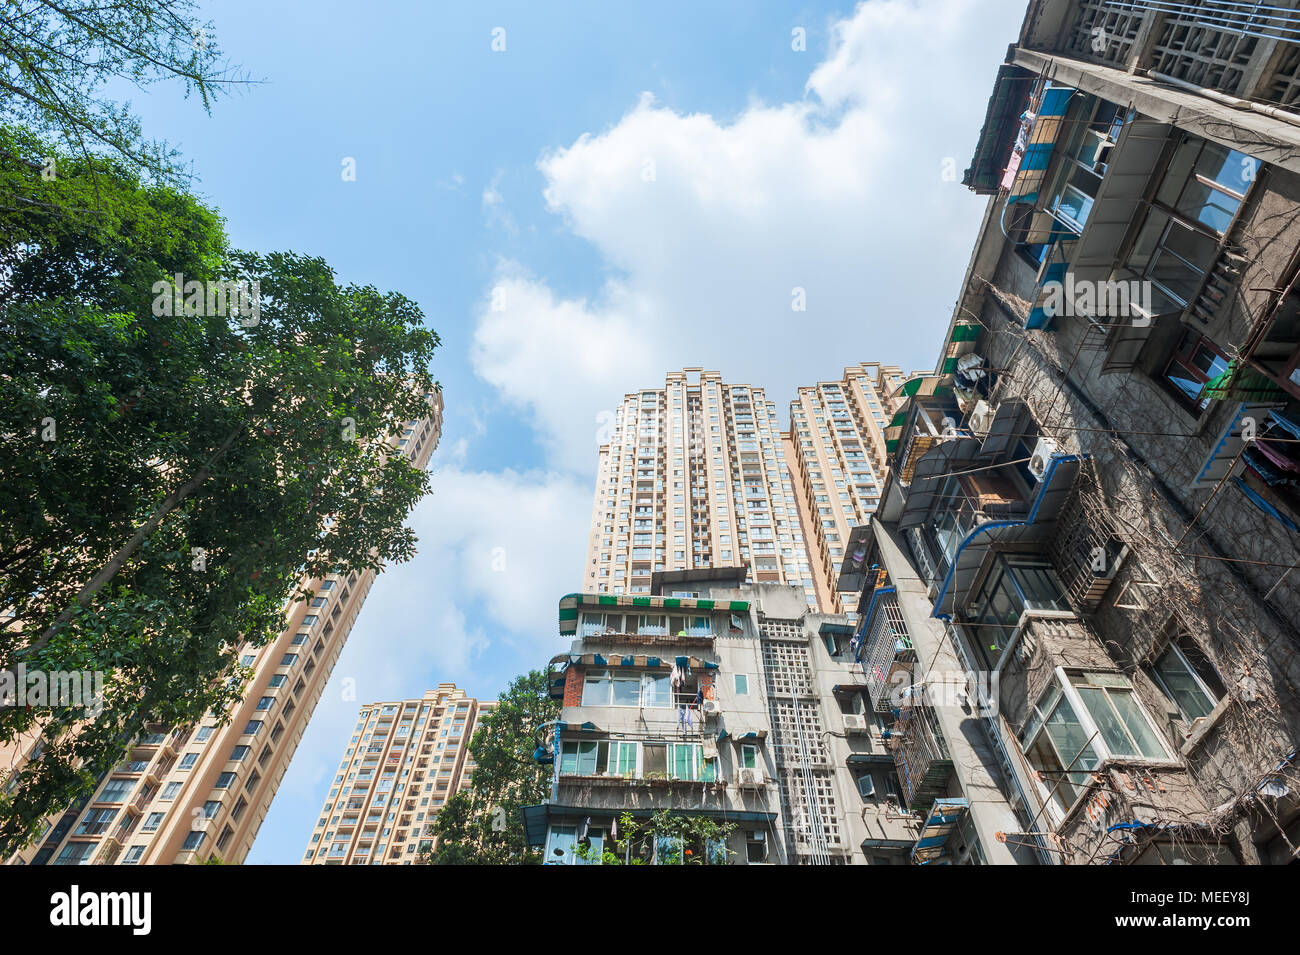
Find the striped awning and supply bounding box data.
[548,652,716,670]
[560,593,750,635]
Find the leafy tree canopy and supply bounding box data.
[0,126,439,853]
[423,670,559,865]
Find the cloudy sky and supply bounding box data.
[129,0,1026,863]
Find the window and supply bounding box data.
[96,778,134,803]
[255,696,274,712]
[1021,671,1169,816]
[182,831,206,851]
[243,720,263,736]
[280,654,298,668]
[1160,329,1228,415]
[52,842,95,865]
[229,745,251,761]
[75,808,117,835]
[122,846,145,865]
[195,726,214,742]
[969,555,1070,669]
[745,830,768,864]
[160,782,182,800]
[142,812,165,832]
[739,744,758,770]
[1151,636,1225,725]
[734,673,749,695]
[668,743,716,782]
[178,753,198,770]
[581,670,672,708]
[214,772,237,789]
[200,800,221,820]
[1124,134,1258,312]
[557,740,638,778]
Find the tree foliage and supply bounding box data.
[0,0,250,185]
[0,126,439,853]
[423,670,559,865]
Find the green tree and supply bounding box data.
[424,670,559,865]
[0,128,439,853]
[0,0,249,185]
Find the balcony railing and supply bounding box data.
[858,589,914,713]
[887,702,953,813]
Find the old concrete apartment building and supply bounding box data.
[525,568,926,865]
[303,685,493,865]
[4,392,443,866]
[841,0,1300,865]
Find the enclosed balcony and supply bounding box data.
[855,586,914,713]
[887,700,953,814]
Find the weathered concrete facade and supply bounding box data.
[528,570,920,864]
[849,0,1300,864]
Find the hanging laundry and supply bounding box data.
[1254,438,1300,473]
[1267,409,1300,440]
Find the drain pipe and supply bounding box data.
[1144,70,1300,129]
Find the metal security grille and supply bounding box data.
[861,592,913,712]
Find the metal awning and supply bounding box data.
[847,753,895,767]
[963,64,1035,194]
[1192,401,1287,489]
[978,398,1032,460]
[898,438,982,530]
[931,454,1084,618]
[911,797,970,864]
[560,592,751,635]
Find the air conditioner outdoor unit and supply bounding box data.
[1027,437,1060,483]
[843,713,869,735]
[701,699,721,717]
[738,768,765,788]
[970,400,997,436]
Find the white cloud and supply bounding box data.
[471,0,1024,475]
[246,465,589,862]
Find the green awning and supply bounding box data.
[559,592,749,635]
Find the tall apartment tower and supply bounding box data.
[585,369,821,609]
[302,684,494,865]
[6,391,443,866]
[785,364,916,612]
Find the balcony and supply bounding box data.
[886,702,952,814]
[856,587,914,713]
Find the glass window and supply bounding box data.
[1152,636,1224,724]
[1070,672,1168,759]
[1021,683,1100,814]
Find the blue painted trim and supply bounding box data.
[929,453,1087,618]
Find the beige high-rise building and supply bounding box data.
[302,684,493,865]
[785,364,914,612]
[585,369,821,608]
[4,391,443,866]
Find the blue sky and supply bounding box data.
[125,0,1027,863]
